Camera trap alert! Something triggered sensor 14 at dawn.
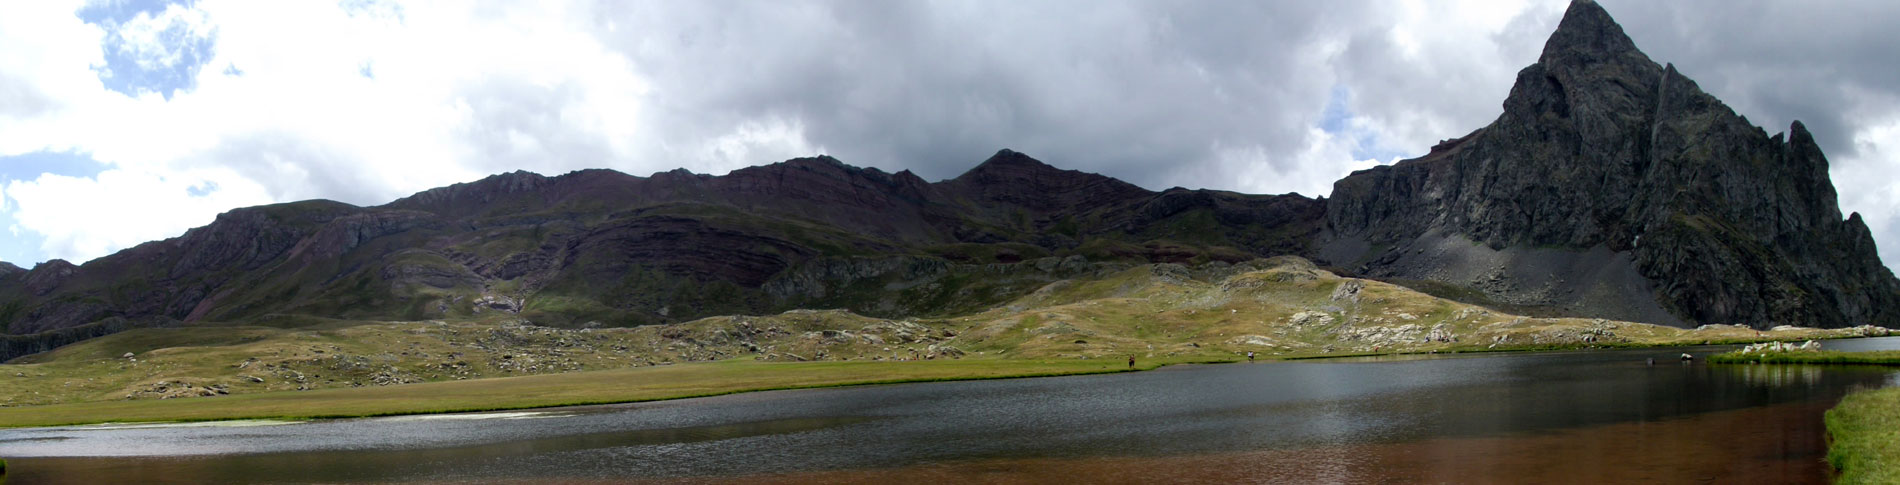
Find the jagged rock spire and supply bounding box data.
[1325,0,1900,328]
[1540,0,1642,63]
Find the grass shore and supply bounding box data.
[1707,350,1900,365]
[1827,387,1900,484]
[1707,348,1900,483]
[0,337,1849,429]
[0,357,1208,429]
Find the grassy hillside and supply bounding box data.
[0,257,1885,418]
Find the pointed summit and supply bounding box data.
[945,149,1150,213]
[1327,0,1899,328]
[1538,0,1651,69]
[1494,0,1662,136]
[951,149,1064,185]
[964,149,1054,173]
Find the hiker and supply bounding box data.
[1128,355,1136,369]
[1247,351,1255,362]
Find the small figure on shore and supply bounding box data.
[1247,351,1256,362]
[1128,355,1136,369]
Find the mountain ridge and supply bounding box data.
[2,0,1893,360]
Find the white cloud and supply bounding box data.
[1833,117,1900,267]
[0,0,1895,269]
[110,2,214,72]
[3,167,272,262]
[1334,0,1556,156]
[0,0,104,140]
[0,0,657,261]
[693,116,829,176]
[1212,128,1389,198]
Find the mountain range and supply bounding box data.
[3,0,1894,360]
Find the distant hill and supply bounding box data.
[2,0,1893,360]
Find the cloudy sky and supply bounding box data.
[1,0,1898,269]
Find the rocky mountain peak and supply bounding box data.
[23,259,77,296]
[1540,0,1646,66]
[950,149,1117,187]
[750,155,869,179]
[784,154,846,168]
[951,149,1060,183]
[944,149,1151,214]
[0,0,1891,360]
[1323,0,1899,328]
[974,148,1048,168]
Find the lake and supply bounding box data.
[4,337,1899,484]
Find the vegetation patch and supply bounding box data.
[1826,387,1900,484]
[0,357,1209,429]
[1708,350,1900,366]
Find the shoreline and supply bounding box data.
[1826,386,1900,483]
[1707,349,1900,366]
[7,336,1886,430]
[0,358,1185,429]
[1702,345,1900,483]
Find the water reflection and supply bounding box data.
[1,341,1895,484]
[1822,336,1900,352]
[1726,362,1827,387]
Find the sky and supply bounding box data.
[0,0,1898,270]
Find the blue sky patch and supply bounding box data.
[1318,85,1354,135]
[1318,85,1407,162]
[0,150,107,181]
[0,212,48,266]
[0,151,107,265]
[186,180,218,197]
[79,0,216,100]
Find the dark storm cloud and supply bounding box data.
[1594,0,1900,267]
[594,0,1374,192]
[588,0,1896,194]
[28,0,1895,265]
[1599,0,1900,161]
[580,0,1900,266]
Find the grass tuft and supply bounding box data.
[1826,387,1900,484]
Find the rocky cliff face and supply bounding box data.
[1323,0,1898,328]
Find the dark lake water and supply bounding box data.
[4,337,1899,484]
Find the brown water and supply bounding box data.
[3,338,1898,484]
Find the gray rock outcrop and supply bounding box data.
[1322,0,1899,328]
